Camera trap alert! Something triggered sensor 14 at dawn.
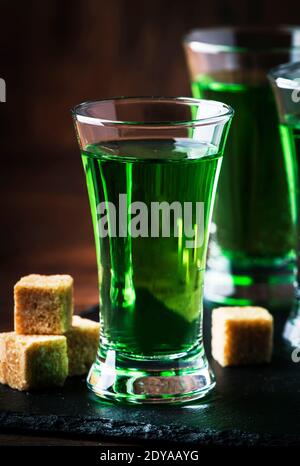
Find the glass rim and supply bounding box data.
[71,96,234,128]
[183,26,300,54]
[268,61,300,89]
[268,61,300,78]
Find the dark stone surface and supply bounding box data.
[0,304,299,446]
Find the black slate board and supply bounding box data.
[0,304,300,446]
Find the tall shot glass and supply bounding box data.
[184,27,300,308]
[269,63,300,346]
[72,97,233,403]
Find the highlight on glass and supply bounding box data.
[269,62,300,346]
[72,97,233,403]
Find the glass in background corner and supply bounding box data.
[269,62,300,345]
[183,27,300,309]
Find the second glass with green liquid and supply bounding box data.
[192,73,297,305]
[184,27,300,306]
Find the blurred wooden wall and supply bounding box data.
[1,0,300,158]
[1,0,300,325]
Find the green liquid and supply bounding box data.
[192,75,296,263]
[280,118,300,340]
[82,139,222,357]
[279,117,300,173]
[279,118,300,270]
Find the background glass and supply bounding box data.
[269,63,300,345]
[73,97,233,403]
[184,27,300,308]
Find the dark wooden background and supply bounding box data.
[1,0,300,330]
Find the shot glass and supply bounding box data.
[72,97,233,403]
[184,27,300,308]
[269,63,300,346]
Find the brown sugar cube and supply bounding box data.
[211,306,273,367]
[14,274,73,335]
[0,332,68,391]
[66,316,100,376]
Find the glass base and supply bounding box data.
[205,251,296,307]
[87,347,215,404]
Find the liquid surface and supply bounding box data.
[193,74,296,263]
[82,139,222,357]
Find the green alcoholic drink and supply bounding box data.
[73,97,233,403]
[279,117,300,274]
[269,62,300,345]
[279,119,300,344]
[193,75,295,260]
[184,27,300,307]
[82,139,222,357]
[279,117,300,179]
[192,74,296,305]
